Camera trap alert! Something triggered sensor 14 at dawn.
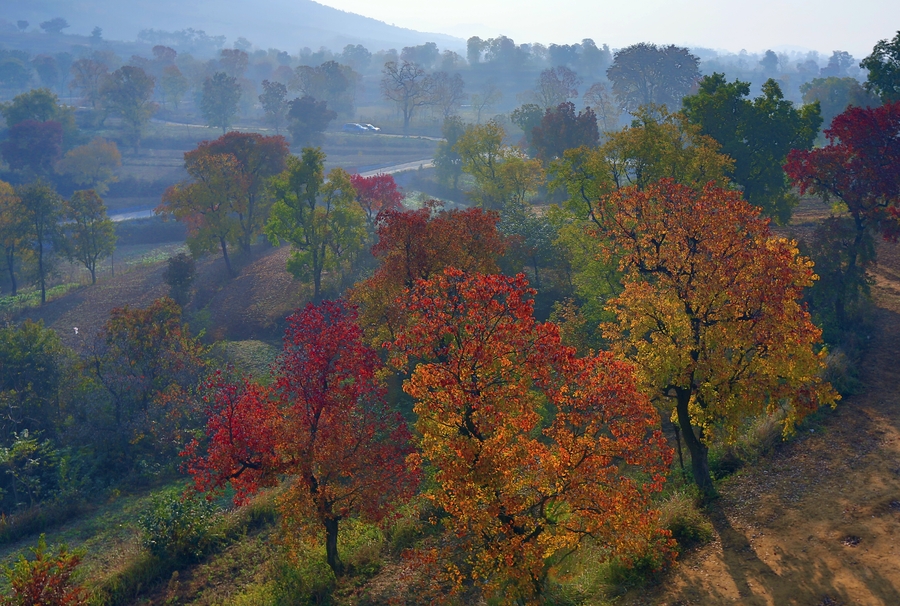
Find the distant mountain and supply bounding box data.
[2,0,464,54]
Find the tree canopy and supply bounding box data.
[682,74,821,223]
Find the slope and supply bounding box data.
[3,0,464,54]
[624,223,900,605]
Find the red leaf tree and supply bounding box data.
[348,173,403,229]
[185,300,418,574]
[786,101,900,240]
[390,269,672,602]
[785,101,900,325]
[348,202,507,347]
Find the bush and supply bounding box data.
[163,253,195,308]
[138,489,220,562]
[0,534,88,606]
[658,487,714,551]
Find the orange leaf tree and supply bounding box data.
[157,152,247,276]
[597,180,838,496]
[390,269,672,603]
[348,202,507,348]
[185,300,418,574]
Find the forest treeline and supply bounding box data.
[0,21,899,606]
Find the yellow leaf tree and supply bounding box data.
[598,180,838,496]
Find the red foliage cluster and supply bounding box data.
[785,101,900,237]
[184,300,417,573]
[350,201,508,346]
[348,173,403,226]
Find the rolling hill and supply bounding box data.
[2,0,464,54]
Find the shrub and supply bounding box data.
[0,534,89,606]
[137,489,220,562]
[163,253,196,308]
[658,487,714,551]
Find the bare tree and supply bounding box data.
[530,66,582,109]
[471,82,502,124]
[380,61,435,133]
[430,71,466,119]
[583,81,621,134]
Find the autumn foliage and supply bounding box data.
[185,300,417,574]
[348,173,403,227]
[349,202,507,347]
[597,180,837,494]
[0,535,88,606]
[785,101,900,239]
[391,269,672,602]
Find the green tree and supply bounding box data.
[286,95,336,147]
[0,321,69,445]
[100,66,157,148]
[163,253,195,307]
[265,148,364,300]
[16,182,62,305]
[55,137,121,195]
[59,190,116,284]
[259,79,288,134]
[290,60,357,116]
[554,105,733,201]
[510,103,544,151]
[800,77,879,132]
[0,88,77,147]
[455,120,546,211]
[434,115,465,190]
[159,65,189,110]
[454,120,505,208]
[200,72,242,134]
[69,58,109,110]
[860,30,900,103]
[0,181,29,296]
[39,18,69,35]
[607,43,700,113]
[682,74,822,223]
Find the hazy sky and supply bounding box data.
[317,0,897,57]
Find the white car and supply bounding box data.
[342,123,368,133]
[362,123,381,132]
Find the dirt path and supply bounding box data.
[630,240,900,606]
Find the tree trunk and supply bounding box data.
[5,248,16,296]
[90,264,97,284]
[675,388,714,498]
[220,237,233,276]
[671,416,685,473]
[324,517,343,575]
[38,239,46,304]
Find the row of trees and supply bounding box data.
[181,155,840,600]
[156,131,403,300]
[0,181,115,301]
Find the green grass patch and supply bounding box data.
[221,340,280,383]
